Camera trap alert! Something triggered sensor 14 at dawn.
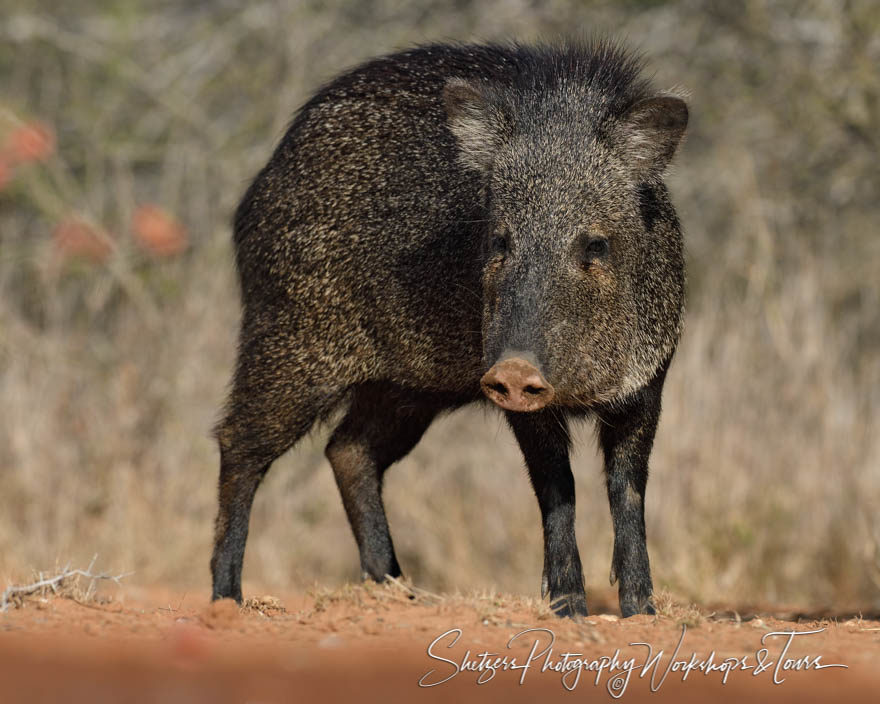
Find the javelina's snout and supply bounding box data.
[480,355,555,412]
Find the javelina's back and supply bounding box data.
[231,46,494,392]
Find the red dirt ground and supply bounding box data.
[1,583,878,703]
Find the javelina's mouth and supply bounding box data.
[480,356,555,412]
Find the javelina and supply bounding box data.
[211,40,687,618]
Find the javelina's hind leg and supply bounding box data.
[507,410,588,619]
[597,366,667,618]
[325,384,442,583]
[211,332,343,603]
[210,440,272,604]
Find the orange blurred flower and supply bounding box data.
[53,217,113,263]
[132,204,187,257]
[6,121,55,164]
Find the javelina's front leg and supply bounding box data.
[507,410,587,618]
[597,365,668,617]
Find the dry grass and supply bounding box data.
[299,580,559,626]
[0,2,878,613]
[241,594,286,618]
[653,590,704,628]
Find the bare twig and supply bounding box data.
[0,555,132,612]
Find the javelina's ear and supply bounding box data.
[618,96,688,177]
[443,78,504,173]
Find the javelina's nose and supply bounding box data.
[481,356,555,412]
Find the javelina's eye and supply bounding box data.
[490,231,509,256]
[581,237,609,266]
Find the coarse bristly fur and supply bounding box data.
[211,39,689,619]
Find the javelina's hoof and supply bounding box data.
[619,597,655,618]
[211,588,243,605]
[210,577,243,604]
[549,593,589,619]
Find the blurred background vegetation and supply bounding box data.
[1,0,878,611]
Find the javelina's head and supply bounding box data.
[444,44,687,411]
